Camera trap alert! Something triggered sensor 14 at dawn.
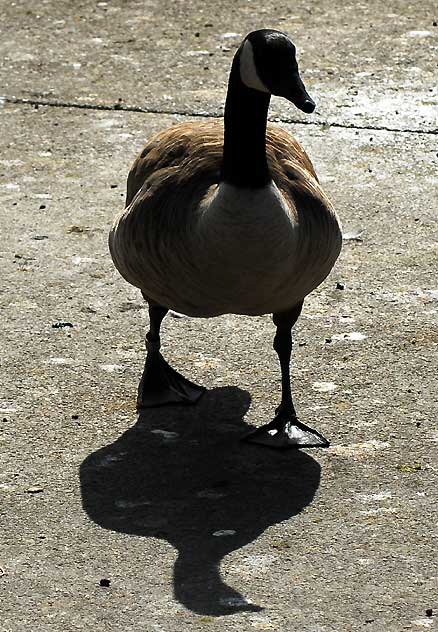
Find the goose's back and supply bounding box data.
[109,120,342,316]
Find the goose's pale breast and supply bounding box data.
[109,180,342,317]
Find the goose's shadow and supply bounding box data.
[80,387,321,616]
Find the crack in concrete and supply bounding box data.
[3,95,437,136]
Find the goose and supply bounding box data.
[109,29,342,448]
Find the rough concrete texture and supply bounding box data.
[1,1,437,631]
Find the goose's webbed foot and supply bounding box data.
[243,406,329,449]
[243,303,330,449]
[137,341,205,409]
[137,303,205,410]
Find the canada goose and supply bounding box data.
[109,29,342,448]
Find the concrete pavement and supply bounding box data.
[1,1,437,630]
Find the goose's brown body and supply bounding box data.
[109,119,342,317]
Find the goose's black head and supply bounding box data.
[238,29,315,113]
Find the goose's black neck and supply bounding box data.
[220,53,272,189]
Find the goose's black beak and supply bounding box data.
[283,73,316,113]
[295,95,316,113]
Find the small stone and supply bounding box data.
[99,578,111,587]
[67,225,85,233]
[150,429,179,440]
[26,486,44,494]
[312,381,336,393]
[71,414,79,420]
[110,184,118,189]
[271,539,291,550]
[426,608,433,617]
[397,463,422,473]
[39,204,46,210]
[332,332,367,342]
[336,282,345,290]
[219,596,252,607]
[343,230,363,242]
[52,321,74,329]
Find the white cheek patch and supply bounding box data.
[239,40,270,93]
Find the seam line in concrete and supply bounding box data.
[3,96,437,136]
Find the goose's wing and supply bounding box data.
[266,124,341,279]
[126,120,224,207]
[266,124,335,220]
[110,121,224,313]
[266,124,318,183]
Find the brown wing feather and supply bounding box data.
[126,121,222,206]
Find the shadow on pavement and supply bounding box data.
[79,386,321,616]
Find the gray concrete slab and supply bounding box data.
[1,0,437,131]
[1,1,437,631]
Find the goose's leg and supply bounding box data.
[245,301,329,448]
[137,302,205,409]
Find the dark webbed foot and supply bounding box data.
[243,302,330,449]
[244,410,329,449]
[137,351,205,409]
[137,303,205,410]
